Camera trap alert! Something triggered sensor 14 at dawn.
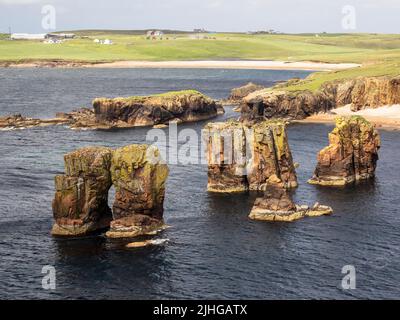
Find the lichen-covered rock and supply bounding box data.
[205,119,297,192]
[92,90,224,128]
[106,144,169,238]
[308,116,381,186]
[227,82,264,104]
[249,176,333,222]
[52,147,113,236]
[248,120,298,190]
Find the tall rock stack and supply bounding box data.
[106,145,169,238]
[205,121,249,192]
[51,144,169,238]
[309,116,381,186]
[205,120,297,192]
[248,121,298,190]
[52,147,113,236]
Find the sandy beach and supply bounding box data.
[298,105,400,129]
[87,60,360,71]
[0,60,360,71]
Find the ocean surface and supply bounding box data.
[0,68,399,300]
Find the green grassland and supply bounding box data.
[1,31,400,91]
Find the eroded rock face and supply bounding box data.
[240,90,334,123]
[227,82,264,104]
[106,145,169,238]
[324,76,400,111]
[205,120,297,192]
[52,147,113,236]
[249,176,333,222]
[92,90,224,128]
[240,76,400,121]
[309,116,381,186]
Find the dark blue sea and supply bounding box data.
[0,68,399,299]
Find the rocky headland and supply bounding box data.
[240,76,400,123]
[1,90,224,131]
[249,175,333,222]
[308,116,381,186]
[205,119,297,193]
[222,82,265,105]
[52,144,169,238]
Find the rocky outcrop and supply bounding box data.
[52,147,113,236]
[225,82,264,104]
[2,90,224,131]
[240,89,334,123]
[52,144,169,238]
[0,114,68,130]
[249,176,333,222]
[106,145,169,238]
[240,76,400,122]
[92,90,224,128]
[205,119,297,192]
[308,116,381,186]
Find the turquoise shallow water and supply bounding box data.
[0,68,399,299]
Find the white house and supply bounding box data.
[11,33,47,40]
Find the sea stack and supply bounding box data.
[52,147,113,236]
[205,119,297,192]
[106,145,169,238]
[51,144,169,238]
[249,175,333,222]
[309,116,381,186]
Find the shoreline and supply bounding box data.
[296,105,400,130]
[0,60,360,71]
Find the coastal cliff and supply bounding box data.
[205,119,297,192]
[240,76,400,122]
[309,116,381,186]
[52,144,169,237]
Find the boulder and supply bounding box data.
[52,147,113,236]
[106,144,169,238]
[309,116,381,186]
[205,119,297,192]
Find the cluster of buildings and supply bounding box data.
[146,30,164,40]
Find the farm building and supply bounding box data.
[11,33,48,40]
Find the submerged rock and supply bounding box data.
[52,147,113,236]
[240,76,400,121]
[0,114,68,130]
[126,238,169,248]
[106,145,169,238]
[249,176,333,222]
[205,119,297,192]
[309,116,381,186]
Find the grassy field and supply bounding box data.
[1,31,400,91]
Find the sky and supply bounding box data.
[0,0,399,34]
